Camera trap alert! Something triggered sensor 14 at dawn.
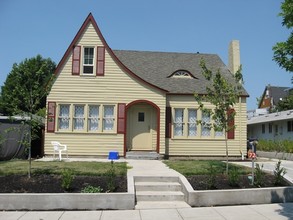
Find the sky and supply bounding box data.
[0,0,292,110]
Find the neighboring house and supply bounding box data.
[44,14,248,158]
[258,85,290,110]
[247,109,293,141]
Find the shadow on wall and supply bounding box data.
[271,188,293,219]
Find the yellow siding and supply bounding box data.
[45,22,166,156]
[166,95,247,156]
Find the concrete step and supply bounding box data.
[135,201,191,210]
[136,191,185,202]
[126,151,161,160]
[135,176,179,183]
[135,181,182,191]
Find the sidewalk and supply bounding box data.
[2,203,293,220]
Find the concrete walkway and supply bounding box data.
[2,203,293,219]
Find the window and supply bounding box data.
[73,105,85,130]
[170,70,196,79]
[188,109,197,136]
[57,104,115,133]
[269,123,272,133]
[174,108,184,136]
[103,105,114,131]
[201,110,211,137]
[138,112,145,122]
[83,47,94,74]
[288,121,293,132]
[88,105,99,131]
[58,105,70,130]
[262,124,265,134]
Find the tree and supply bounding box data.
[195,59,243,174]
[276,93,293,111]
[0,55,56,116]
[0,55,55,177]
[273,0,293,82]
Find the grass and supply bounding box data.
[163,160,251,176]
[0,159,127,176]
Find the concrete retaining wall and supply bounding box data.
[258,151,293,161]
[0,174,136,211]
[187,187,293,207]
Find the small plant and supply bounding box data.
[254,163,265,187]
[61,169,74,191]
[105,160,116,192]
[228,168,240,187]
[81,185,103,193]
[207,163,217,189]
[274,160,287,186]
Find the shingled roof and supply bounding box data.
[113,50,248,96]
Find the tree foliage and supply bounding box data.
[0,55,56,116]
[195,59,243,174]
[276,93,293,111]
[273,0,293,82]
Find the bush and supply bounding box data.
[274,160,287,186]
[228,168,240,187]
[254,164,265,187]
[207,163,217,189]
[81,185,103,193]
[61,169,74,191]
[257,139,293,153]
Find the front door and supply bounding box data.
[129,107,152,150]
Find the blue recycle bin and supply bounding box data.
[108,151,119,160]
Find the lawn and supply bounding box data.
[0,159,127,176]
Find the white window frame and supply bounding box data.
[83,47,95,75]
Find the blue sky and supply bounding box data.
[0,0,291,110]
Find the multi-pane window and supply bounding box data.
[188,109,197,136]
[269,123,273,133]
[103,105,115,131]
[174,109,184,136]
[201,111,211,137]
[88,105,99,131]
[58,105,70,130]
[214,120,223,137]
[73,105,85,130]
[83,47,94,74]
[57,104,115,133]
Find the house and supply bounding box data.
[258,85,290,110]
[247,109,293,141]
[44,13,249,158]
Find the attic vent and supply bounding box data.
[170,70,197,79]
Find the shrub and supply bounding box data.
[254,163,265,187]
[105,160,116,192]
[257,139,293,153]
[207,163,217,189]
[81,185,103,193]
[228,168,240,187]
[274,160,287,186]
[61,169,74,191]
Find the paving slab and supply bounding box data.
[177,207,225,220]
[136,201,190,210]
[140,209,183,220]
[100,210,140,220]
[60,211,102,220]
[0,211,27,220]
[16,211,64,220]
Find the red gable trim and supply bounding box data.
[54,13,167,93]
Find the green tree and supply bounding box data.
[195,59,243,174]
[0,55,55,177]
[273,0,293,82]
[0,55,56,116]
[276,93,293,110]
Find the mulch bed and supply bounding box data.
[0,175,127,193]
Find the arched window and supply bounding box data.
[169,70,196,79]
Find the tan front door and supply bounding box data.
[129,107,152,150]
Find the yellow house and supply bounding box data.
[45,13,249,158]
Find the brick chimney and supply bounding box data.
[228,40,240,75]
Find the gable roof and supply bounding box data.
[54,13,167,93]
[113,50,248,95]
[54,13,248,96]
[258,85,290,108]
